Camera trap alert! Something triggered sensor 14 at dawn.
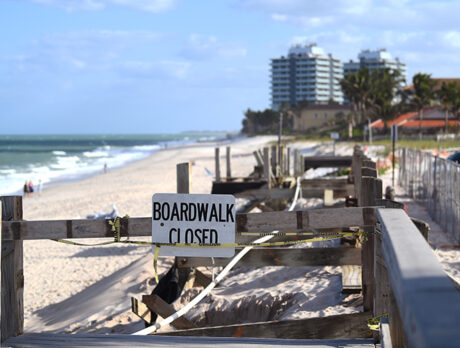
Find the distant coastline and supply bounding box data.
[0,132,233,196]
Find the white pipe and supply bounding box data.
[133,177,302,335]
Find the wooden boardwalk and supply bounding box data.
[4,334,377,347]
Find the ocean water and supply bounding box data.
[0,133,226,195]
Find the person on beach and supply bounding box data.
[23,181,30,198]
[28,181,35,197]
[104,163,108,174]
[38,179,43,196]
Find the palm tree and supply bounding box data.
[340,68,373,124]
[411,73,436,139]
[438,81,460,133]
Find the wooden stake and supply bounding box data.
[0,196,24,342]
[226,146,231,179]
[263,147,271,189]
[176,162,191,194]
[214,148,221,182]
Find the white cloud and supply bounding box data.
[443,31,460,49]
[120,60,191,79]
[181,34,247,60]
[27,0,175,12]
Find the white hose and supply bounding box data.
[133,177,302,335]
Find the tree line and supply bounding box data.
[242,69,460,137]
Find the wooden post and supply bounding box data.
[279,145,285,176]
[360,174,377,313]
[271,145,278,177]
[286,147,291,176]
[263,147,271,189]
[214,148,221,182]
[226,146,231,180]
[253,151,263,167]
[1,196,24,342]
[177,162,191,194]
[293,149,299,176]
[175,163,192,295]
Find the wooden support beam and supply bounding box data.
[378,209,460,348]
[293,149,300,176]
[131,297,154,325]
[252,151,263,167]
[235,185,355,200]
[176,162,191,194]
[271,145,278,177]
[177,247,362,268]
[192,269,212,288]
[341,265,362,293]
[142,295,196,330]
[214,148,221,182]
[304,156,353,170]
[1,207,378,241]
[158,312,372,339]
[360,176,377,313]
[1,196,24,342]
[263,147,271,189]
[226,146,231,179]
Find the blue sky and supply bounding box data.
[1,0,460,134]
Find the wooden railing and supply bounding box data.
[2,146,459,347]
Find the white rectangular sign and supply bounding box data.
[330,132,340,140]
[152,193,236,257]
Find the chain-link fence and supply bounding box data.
[399,147,460,243]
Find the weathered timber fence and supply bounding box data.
[399,147,460,243]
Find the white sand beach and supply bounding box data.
[20,137,459,335]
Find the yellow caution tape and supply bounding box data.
[367,313,388,331]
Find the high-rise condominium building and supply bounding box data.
[344,49,407,84]
[270,44,344,110]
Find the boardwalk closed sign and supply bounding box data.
[152,193,236,257]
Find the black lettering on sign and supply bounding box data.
[185,228,193,243]
[209,204,218,222]
[161,203,170,220]
[194,229,202,243]
[171,203,179,220]
[197,203,208,221]
[226,204,234,222]
[189,203,196,221]
[180,203,189,221]
[210,229,218,243]
[153,202,161,220]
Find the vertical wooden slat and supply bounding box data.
[360,174,377,313]
[1,196,24,342]
[286,147,291,176]
[176,162,191,194]
[293,149,299,176]
[263,147,271,189]
[175,163,192,295]
[226,146,231,179]
[214,148,221,182]
[271,145,278,177]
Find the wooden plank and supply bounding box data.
[235,183,354,199]
[159,312,372,339]
[177,162,191,194]
[212,181,267,195]
[360,176,377,312]
[1,207,377,241]
[252,151,263,167]
[4,333,378,347]
[263,147,271,189]
[304,156,353,170]
[215,148,221,182]
[378,208,460,348]
[131,297,153,325]
[379,318,392,348]
[178,247,362,268]
[142,294,196,330]
[0,196,24,342]
[341,265,362,293]
[226,146,231,179]
[235,185,354,200]
[193,269,212,288]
